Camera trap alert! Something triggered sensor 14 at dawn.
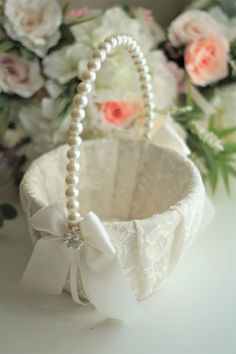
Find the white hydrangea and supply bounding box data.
[3,0,62,57]
[44,6,161,86]
[43,43,91,84]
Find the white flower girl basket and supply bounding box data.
[20,34,205,321]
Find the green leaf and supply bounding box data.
[202,144,218,191]
[0,40,15,53]
[218,158,230,194]
[1,204,17,220]
[217,126,236,138]
[19,46,35,60]
[62,2,70,17]
[227,164,236,177]
[0,95,11,137]
[223,143,236,153]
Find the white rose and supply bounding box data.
[168,10,222,46]
[43,43,91,84]
[0,52,44,97]
[19,98,70,160]
[3,0,62,57]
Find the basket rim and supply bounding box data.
[20,138,205,228]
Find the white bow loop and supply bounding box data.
[21,202,138,321]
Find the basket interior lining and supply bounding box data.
[25,139,195,221]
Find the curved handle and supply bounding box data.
[65,34,156,229]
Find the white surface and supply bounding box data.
[0,183,236,354]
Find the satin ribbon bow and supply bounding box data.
[21,202,138,321]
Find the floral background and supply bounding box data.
[0,0,236,205]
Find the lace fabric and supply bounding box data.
[20,138,205,300]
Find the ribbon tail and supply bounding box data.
[79,246,139,321]
[21,238,72,295]
[70,248,88,305]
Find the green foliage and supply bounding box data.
[55,80,78,119]
[173,105,236,193]
[0,35,36,59]
[0,39,15,53]
[0,94,11,138]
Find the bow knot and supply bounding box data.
[21,202,139,321]
[63,232,84,249]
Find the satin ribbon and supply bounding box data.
[21,202,138,321]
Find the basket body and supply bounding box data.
[20,138,205,300]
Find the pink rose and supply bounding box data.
[185,35,229,87]
[168,10,222,47]
[0,53,44,97]
[97,101,141,127]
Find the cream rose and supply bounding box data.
[168,10,222,47]
[0,53,44,97]
[185,35,229,87]
[3,0,62,57]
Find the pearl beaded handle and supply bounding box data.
[65,34,156,229]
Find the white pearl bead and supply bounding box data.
[82,71,96,82]
[137,65,150,75]
[66,161,80,172]
[117,35,124,45]
[66,199,80,211]
[87,59,101,72]
[144,101,156,111]
[140,73,152,83]
[135,58,147,67]
[78,82,92,94]
[122,35,128,45]
[129,40,137,50]
[134,50,143,60]
[73,94,88,108]
[68,210,81,222]
[143,92,154,101]
[93,49,106,61]
[68,136,82,147]
[98,42,112,54]
[71,108,85,120]
[66,173,79,185]
[66,186,79,198]
[67,148,80,159]
[105,37,118,48]
[145,121,155,130]
[69,121,83,134]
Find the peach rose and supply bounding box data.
[0,53,44,97]
[98,101,141,127]
[185,35,229,87]
[69,7,89,18]
[168,10,222,47]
